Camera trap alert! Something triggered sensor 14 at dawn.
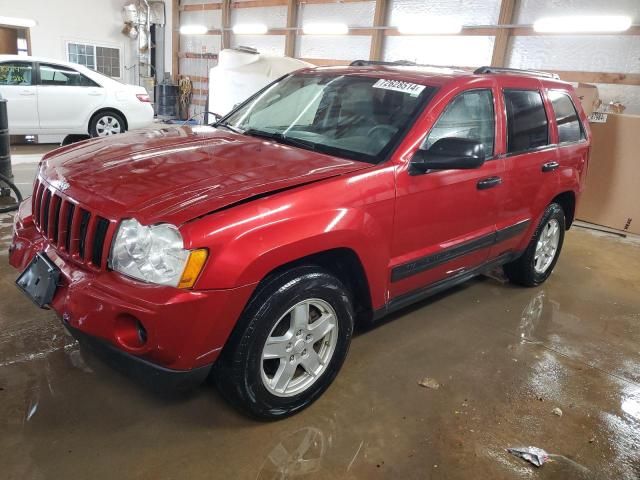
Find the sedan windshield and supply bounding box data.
[220,73,434,163]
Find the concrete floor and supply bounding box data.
[1,147,640,479]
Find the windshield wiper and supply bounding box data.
[243,129,317,151]
[214,121,243,134]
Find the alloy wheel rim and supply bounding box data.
[534,218,560,274]
[95,116,122,136]
[260,298,338,397]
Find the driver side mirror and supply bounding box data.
[410,137,485,175]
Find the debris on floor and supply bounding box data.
[507,446,550,467]
[417,377,440,390]
[552,407,563,417]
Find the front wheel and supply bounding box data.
[215,266,354,419]
[504,203,565,287]
[89,111,126,137]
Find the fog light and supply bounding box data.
[115,314,148,349]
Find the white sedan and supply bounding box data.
[0,55,154,137]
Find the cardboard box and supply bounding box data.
[576,113,640,235]
[575,83,600,116]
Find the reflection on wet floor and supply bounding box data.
[1,209,640,479]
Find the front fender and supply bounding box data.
[197,207,391,309]
[181,165,397,309]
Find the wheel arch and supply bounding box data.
[551,191,576,229]
[247,247,374,327]
[88,107,129,134]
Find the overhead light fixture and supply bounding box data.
[232,23,268,35]
[179,24,208,35]
[397,17,462,35]
[0,16,37,28]
[533,15,632,33]
[302,23,349,35]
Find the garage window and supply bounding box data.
[67,42,121,78]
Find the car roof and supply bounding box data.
[299,64,573,90]
[0,54,89,71]
[0,54,126,88]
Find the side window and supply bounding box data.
[39,64,99,87]
[0,62,33,86]
[549,90,585,143]
[504,89,549,153]
[424,89,495,157]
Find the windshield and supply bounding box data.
[220,73,434,163]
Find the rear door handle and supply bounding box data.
[477,176,502,190]
[542,161,559,172]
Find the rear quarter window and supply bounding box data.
[548,90,585,144]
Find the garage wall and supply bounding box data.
[297,1,375,61]
[1,0,177,86]
[2,0,134,82]
[509,0,640,113]
[231,2,287,55]
[178,0,640,114]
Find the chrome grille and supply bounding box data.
[32,178,116,270]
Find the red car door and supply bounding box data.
[389,82,504,301]
[490,79,560,258]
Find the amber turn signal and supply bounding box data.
[178,249,208,289]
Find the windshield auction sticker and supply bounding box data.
[372,79,426,97]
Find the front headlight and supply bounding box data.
[109,219,207,288]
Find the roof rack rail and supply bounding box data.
[350,60,416,67]
[350,60,470,71]
[474,66,560,79]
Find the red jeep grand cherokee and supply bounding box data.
[9,63,590,418]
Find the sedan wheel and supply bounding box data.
[95,115,123,136]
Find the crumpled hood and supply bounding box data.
[40,126,371,225]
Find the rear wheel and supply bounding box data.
[89,111,126,137]
[504,203,565,286]
[215,266,354,419]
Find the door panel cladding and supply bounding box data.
[391,219,530,282]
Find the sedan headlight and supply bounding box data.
[109,219,207,288]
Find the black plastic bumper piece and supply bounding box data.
[64,322,212,392]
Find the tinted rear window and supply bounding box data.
[504,89,549,154]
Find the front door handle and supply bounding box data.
[20,90,36,96]
[477,176,502,190]
[542,161,559,172]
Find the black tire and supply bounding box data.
[89,111,126,137]
[504,203,566,287]
[215,265,354,419]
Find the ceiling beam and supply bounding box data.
[491,0,516,67]
[221,0,232,49]
[172,0,179,81]
[369,0,389,61]
[285,0,298,57]
[180,3,221,11]
[551,70,640,86]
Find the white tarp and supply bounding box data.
[208,49,313,116]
